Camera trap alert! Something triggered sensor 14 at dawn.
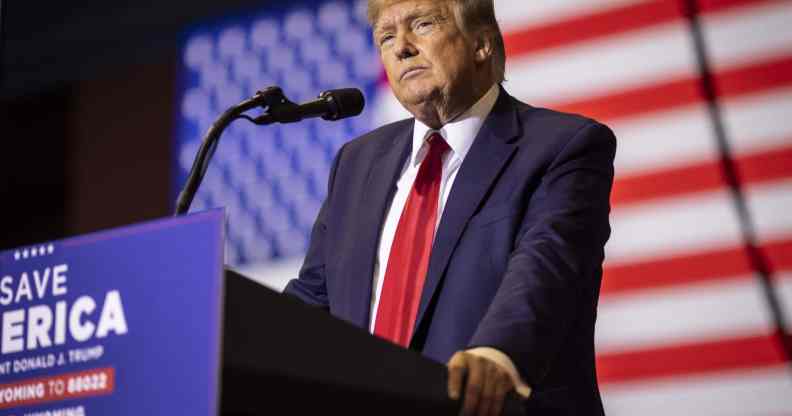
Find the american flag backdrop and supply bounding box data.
[174,0,792,413]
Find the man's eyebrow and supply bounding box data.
[374,7,443,35]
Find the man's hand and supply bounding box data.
[447,351,516,416]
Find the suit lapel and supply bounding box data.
[345,123,413,329]
[411,90,522,344]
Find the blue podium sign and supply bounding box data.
[0,210,225,415]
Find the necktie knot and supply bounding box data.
[413,133,447,192]
[427,132,450,156]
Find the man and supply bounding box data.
[284,0,616,415]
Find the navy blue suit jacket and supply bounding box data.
[284,88,616,415]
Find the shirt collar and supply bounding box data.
[410,83,500,166]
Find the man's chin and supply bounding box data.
[395,87,443,109]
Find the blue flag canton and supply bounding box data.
[176,0,382,265]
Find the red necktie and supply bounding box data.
[374,133,450,346]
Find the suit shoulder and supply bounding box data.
[511,98,616,147]
[515,99,609,132]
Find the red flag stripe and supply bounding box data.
[602,238,792,295]
[550,53,792,122]
[612,141,792,207]
[503,0,771,59]
[596,333,788,384]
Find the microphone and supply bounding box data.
[253,88,365,125]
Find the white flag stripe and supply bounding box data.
[703,1,792,70]
[611,103,716,176]
[601,365,792,416]
[595,273,791,354]
[607,188,741,262]
[505,21,695,104]
[722,87,792,155]
[612,88,792,177]
[494,0,647,33]
[747,178,792,243]
[607,179,792,262]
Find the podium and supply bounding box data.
[222,269,524,414]
[0,211,522,415]
[222,268,459,414]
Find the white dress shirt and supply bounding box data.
[368,84,532,397]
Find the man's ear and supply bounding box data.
[473,31,494,64]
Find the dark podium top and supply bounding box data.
[220,269,523,415]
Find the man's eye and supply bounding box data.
[415,20,434,31]
[380,35,394,46]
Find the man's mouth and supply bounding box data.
[401,66,428,80]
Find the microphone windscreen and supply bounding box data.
[321,88,365,121]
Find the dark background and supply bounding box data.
[0,1,270,250]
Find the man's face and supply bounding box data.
[373,0,477,113]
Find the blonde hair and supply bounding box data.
[367,0,506,83]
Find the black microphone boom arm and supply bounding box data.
[173,86,364,216]
[173,87,286,216]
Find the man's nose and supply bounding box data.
[394,33,418,60]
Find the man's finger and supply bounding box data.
[447,352,468,400]
[462,355,484,416]
[487,372,514,416]
[477,363,498,416]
